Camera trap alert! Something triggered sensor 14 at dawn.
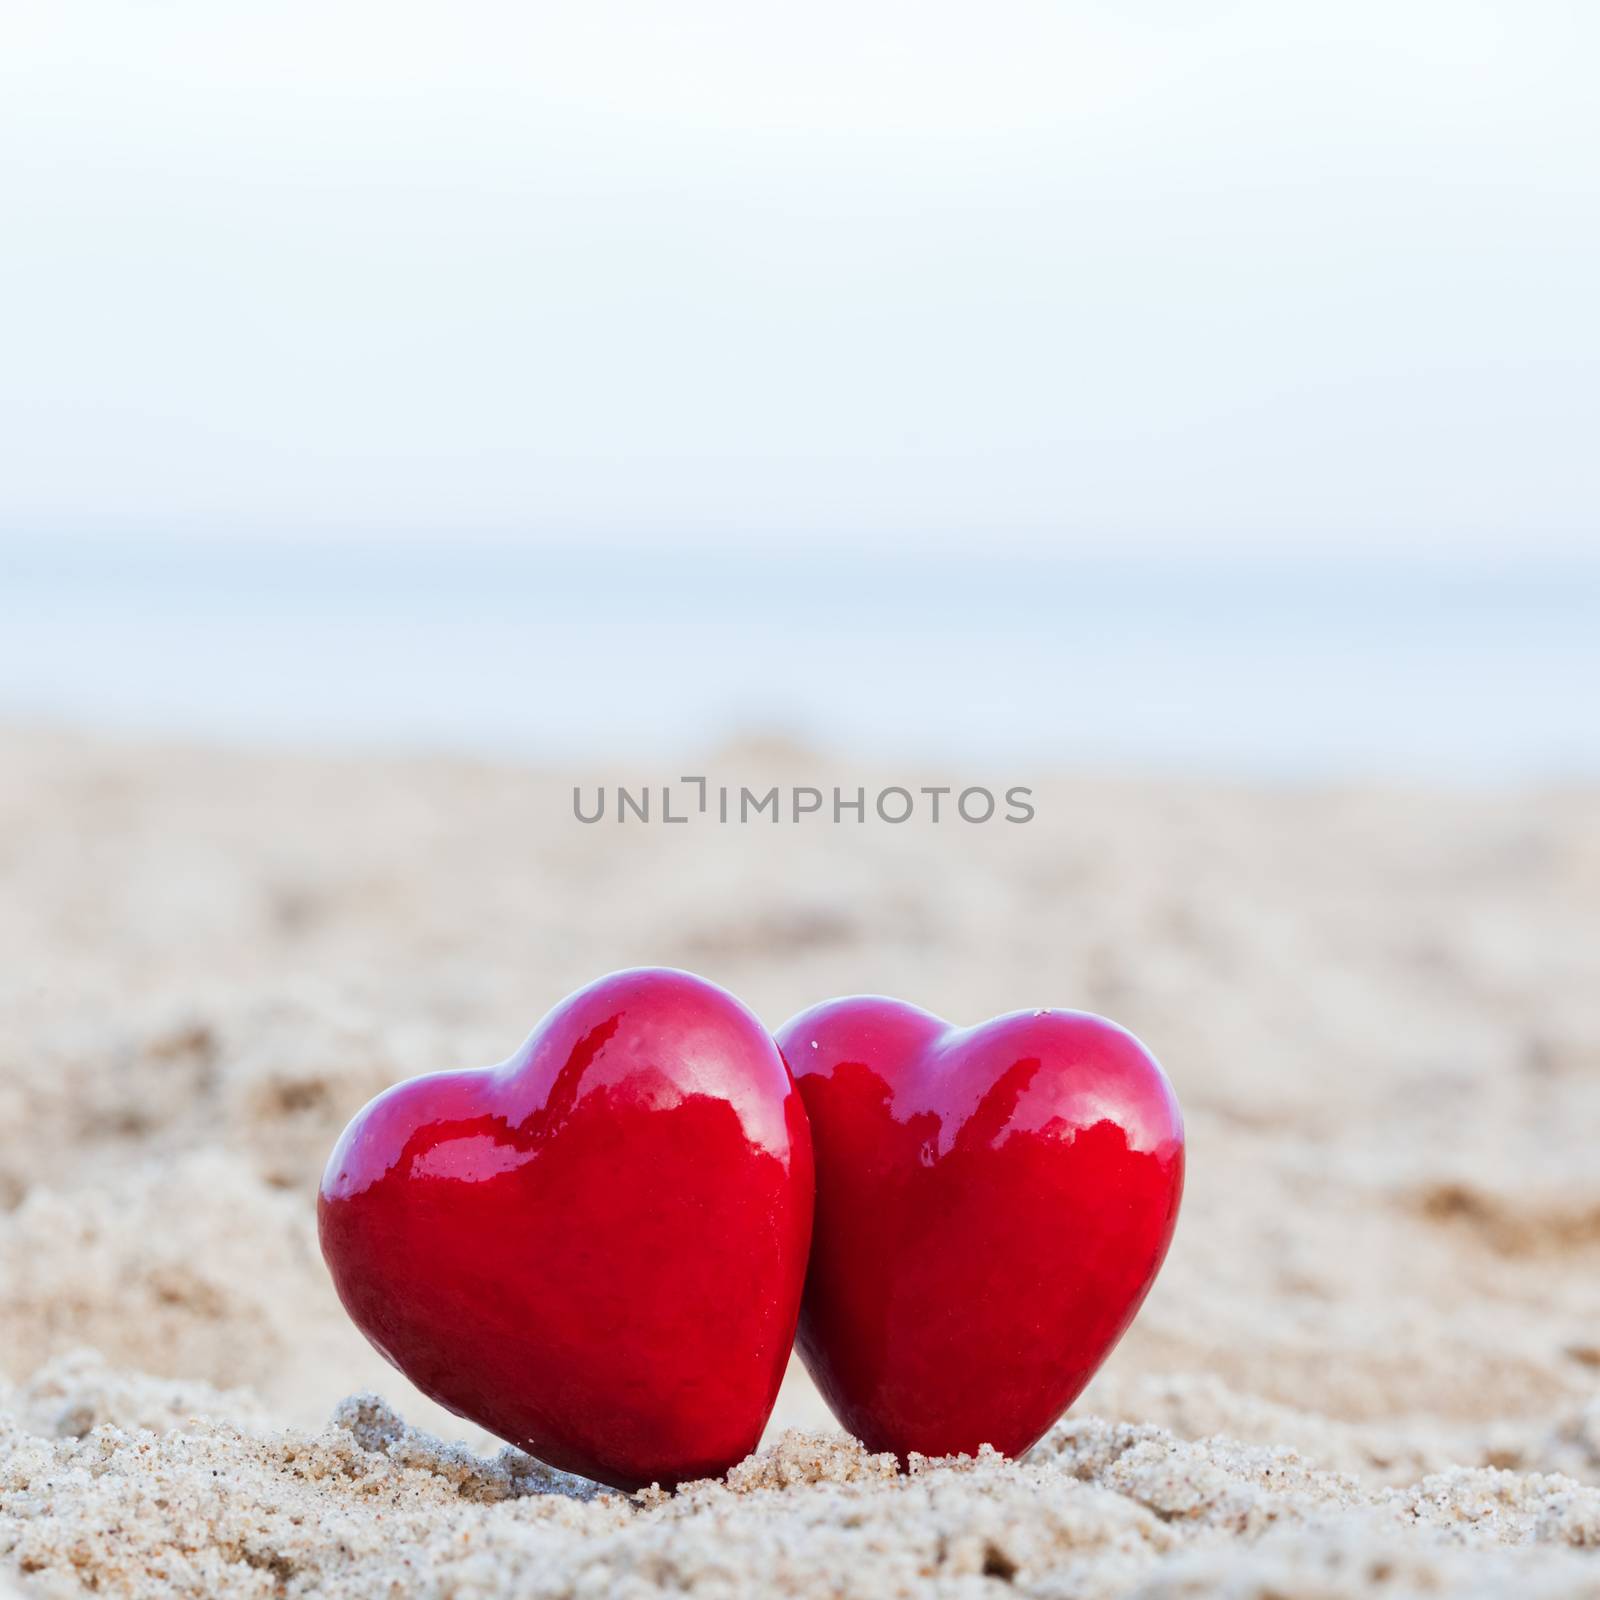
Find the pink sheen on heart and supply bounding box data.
[318,968,813,1491]
[776,998,1183,1463]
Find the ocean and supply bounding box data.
[2,539,1595,781]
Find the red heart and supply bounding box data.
[319,968,813,1491]
[775,998,1183,1461]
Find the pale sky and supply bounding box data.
[3,2,1597,558]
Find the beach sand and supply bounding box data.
[1,726,1597,1595]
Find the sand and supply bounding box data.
[1,725,1597,1596]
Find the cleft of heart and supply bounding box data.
[319,967,1183,1491]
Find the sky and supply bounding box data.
[3,1,1598,559]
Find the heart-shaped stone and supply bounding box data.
[319,968,813,1490]
[775,998,1183,1461]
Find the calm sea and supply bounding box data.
[2,540,1595,780]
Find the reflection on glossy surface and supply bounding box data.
[776,998,1184,1463]
[319,968,813,1492]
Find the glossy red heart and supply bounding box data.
[319,968,813,1491]
[775,998,1183,1462]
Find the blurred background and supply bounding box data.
[1,0,1599,1525]
[3,0,1597,777]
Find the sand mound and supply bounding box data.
[1,1366,1597,1597]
